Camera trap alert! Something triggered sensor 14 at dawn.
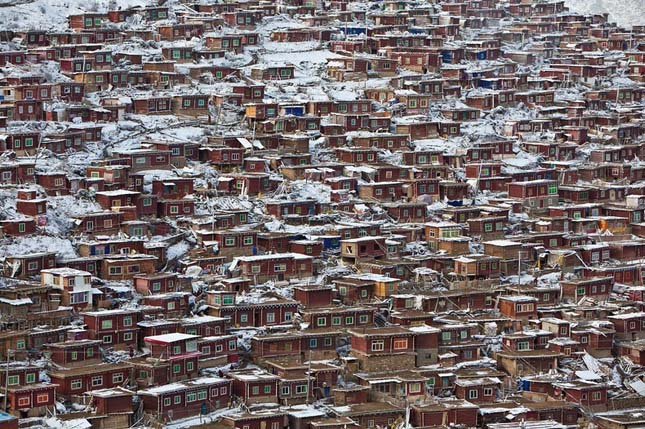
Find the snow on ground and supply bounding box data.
[167,240,193,261]
[288,180,332,204]
[0,0,151,31]
[564,0,644,28]
[0,235,77,258]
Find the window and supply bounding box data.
[187,362,194,372]
[484,388,493,396]
[468,389,478,399]
[102,335,112,344]
[186,392,197,402]
[71,351,78,361]
[295,385,308,394]
[371,340,385,352]
[266,313,275,323]
[409,383,421,393]
[71,379,82,390]
[7,375,19,386]
[17,397,30,407]
[101,320,113,329]
[359,315,369,324]
[317,317,327,327]
[264,385,271,394]
[331,317,341,326]
[310,339,318,348]
[26,373,36,383]
[173,364,181,374]
[393,338,408,350]
[281,385,290,395]
[345,316,354,325]
[91,376,103,386]
[174,395,181,404]
[113,373,124,383]
[164,397,171,406]
[592,391,602,401]
[197,390,207,400]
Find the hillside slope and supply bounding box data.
[0,0,151,31]
[565,0,645,28]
